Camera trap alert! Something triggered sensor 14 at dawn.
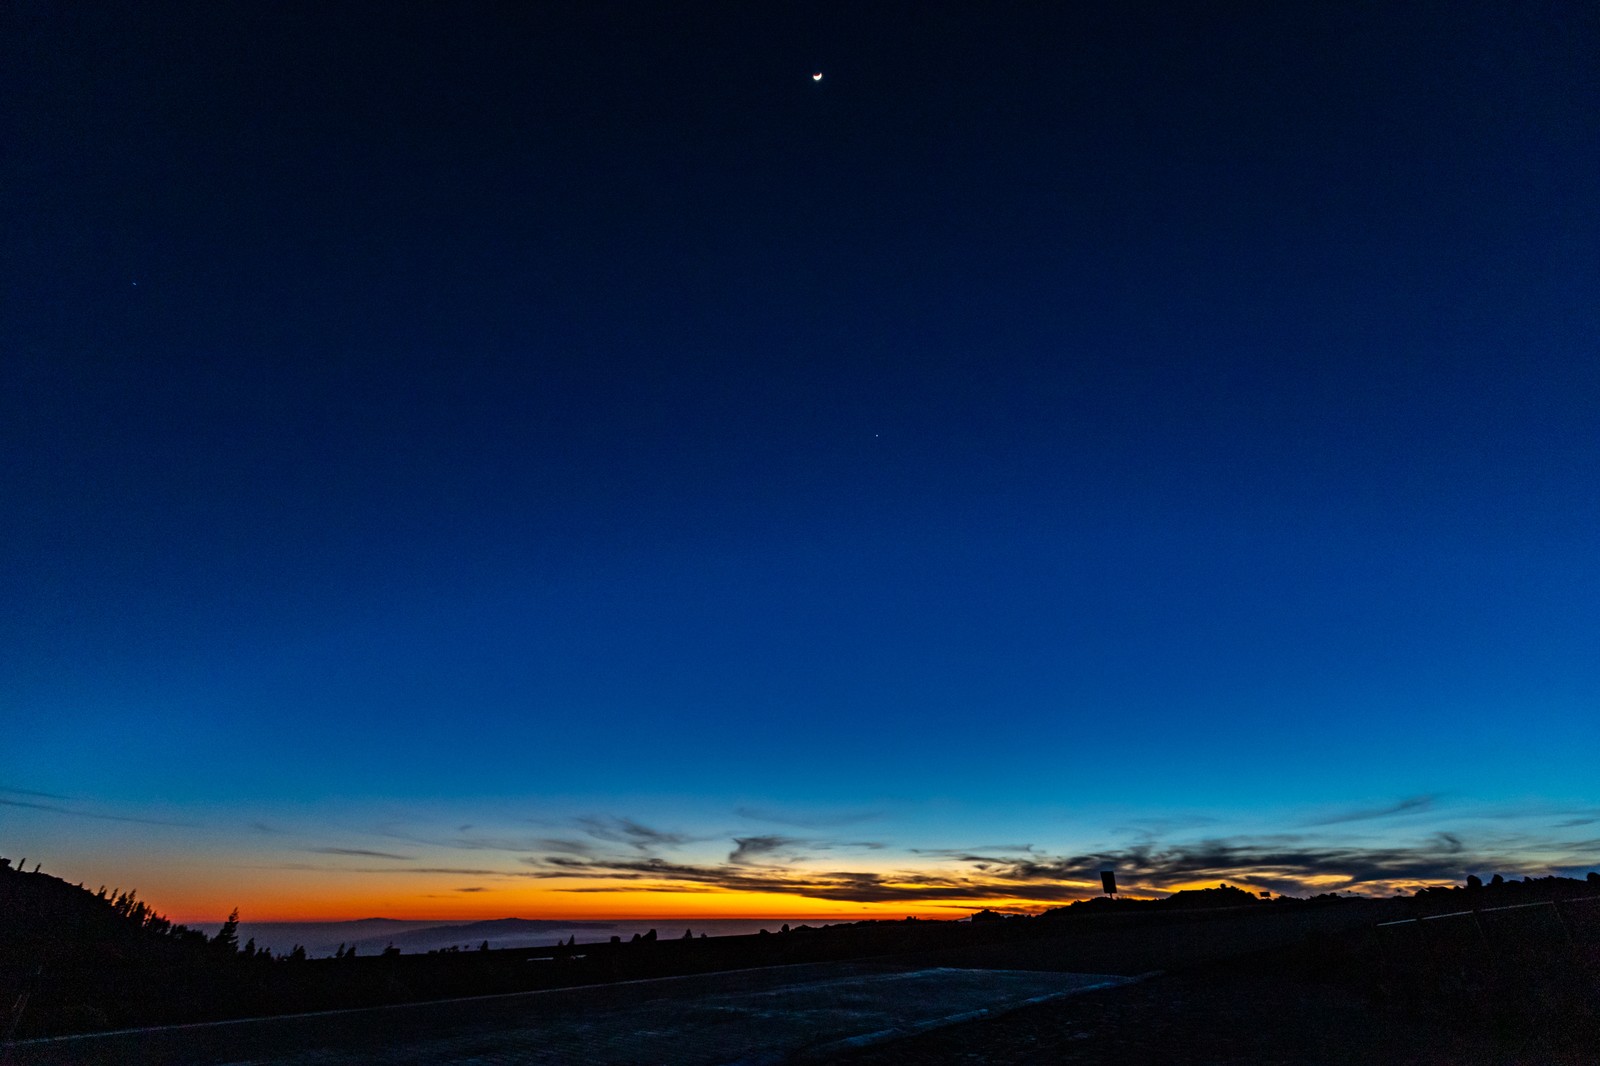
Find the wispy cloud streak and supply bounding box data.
[1,785,73,800]
[0,797,196,827]
[577,816,696,851]
[307,848,416,860]
[279,804,1599,909]
[512,827,1590,905]
[1304,795,1437,826]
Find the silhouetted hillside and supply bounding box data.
[0,855,214,963]
[0,854,251,1034]
[1165,884,1264,908]
[7,856,1597,1041]
[1410,871,1600,914]
[1037,881,1266,918]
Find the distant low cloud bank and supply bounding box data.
[282,804,1599,908]
[514,830,1542,904]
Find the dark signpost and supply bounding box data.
[1101,870,1117,896]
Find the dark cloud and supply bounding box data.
[1553,865,1600,879]
[0,785,72,800]
[456,886,488,893]
[304,807,1599,908]
[528,856,603,870]
[360,867,508,876]
[307,847,416,860]
[0,797,196,827]
[520,854,1083,904]
[531,838,599,856]
[577,816,694,850]
[983,835,1498,897]
[1304,795,1437,826]
[561,884,719,894]
[515,831,1540,905]
[728,835,805,864]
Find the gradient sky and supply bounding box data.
[4,2,1598,923]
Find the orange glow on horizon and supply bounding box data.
[38,852,1462,926]
[145,877,1466,924]
[159,883,975,925]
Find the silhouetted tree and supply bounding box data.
[1466,874,1483,890]
[212,908,240,956]
[1491,874,1505,886]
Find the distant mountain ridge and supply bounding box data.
[347,917,620,955]
[190,916,626,957]
[202,917,802,957]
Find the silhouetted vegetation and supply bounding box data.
[1370,875,1600,1051]
[4,855,1597,1048]
[1038,881,1271,917]
[0,855,248,1035]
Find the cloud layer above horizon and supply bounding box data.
[6,787,1597,919]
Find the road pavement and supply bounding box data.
[7,962,1131,1065]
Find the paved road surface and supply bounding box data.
[8,963,1130,1065]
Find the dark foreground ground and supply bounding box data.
[6,963,1130,1065]
[832,898,1600,1065]
[11,897,1600,1065]
[822,951,1599,1066]
[14,948,1595,1066]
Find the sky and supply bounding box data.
[3,2,1598,923]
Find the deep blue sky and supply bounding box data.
[4,2,1598,916]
